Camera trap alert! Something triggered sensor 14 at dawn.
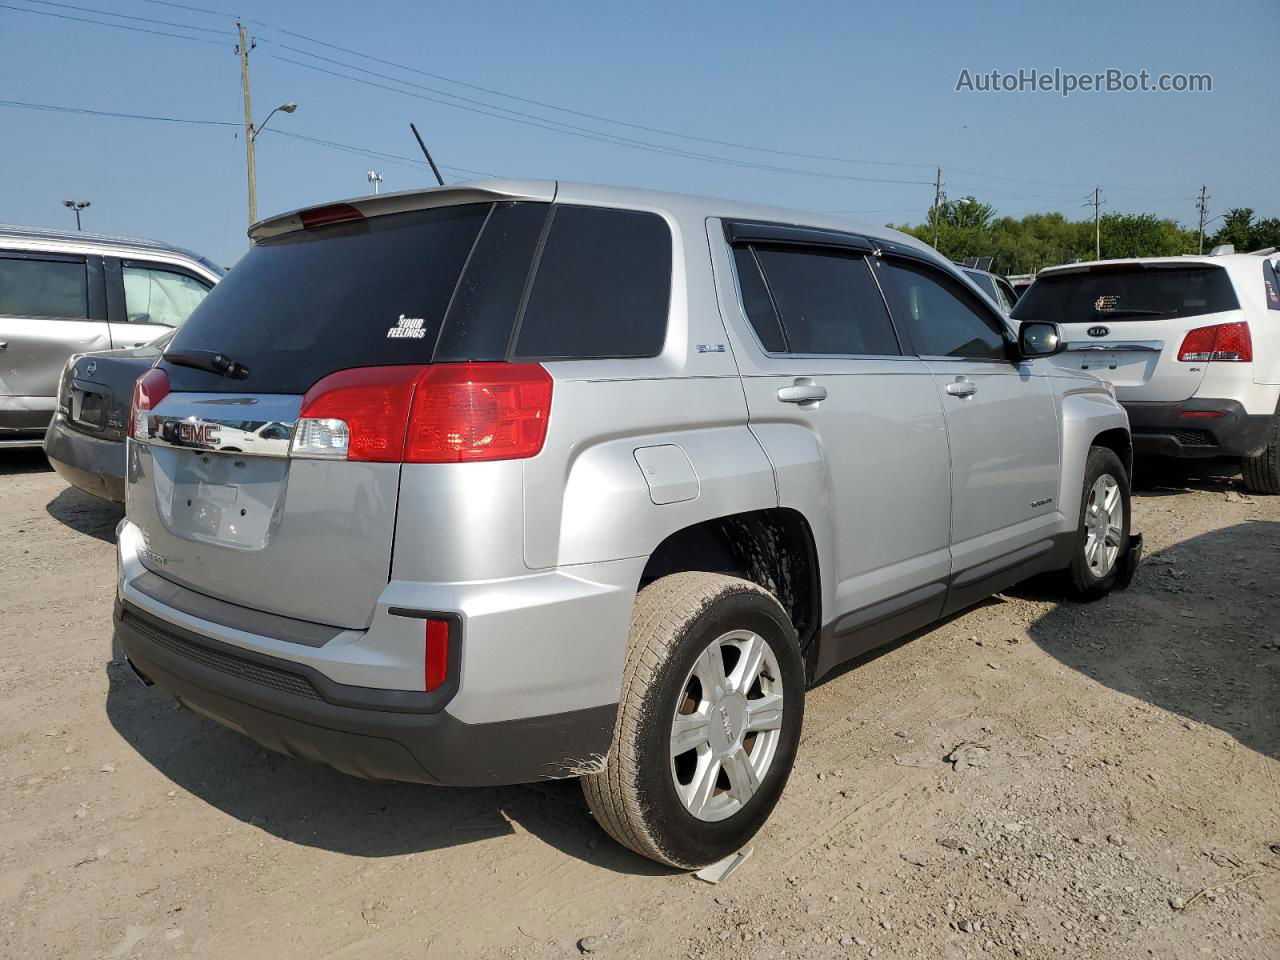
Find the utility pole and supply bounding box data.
[62,199,90,231]
[237,21,257,227]
[931,166,943,249]
[367,170,384,194]
[1196,185,1210,254]
[1093,187,1101,260]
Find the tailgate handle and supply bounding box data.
[945,377,977,398]
[777,380,827,405]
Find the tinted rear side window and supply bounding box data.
[513,206,671,359]
[749,247,900,356]
[163,204,490,393]
[0,257,88,319]
[732,247,786,352]
[1012,266,1239,324]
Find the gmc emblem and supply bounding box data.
[1087,326,1110,338]
[176,421,220,446]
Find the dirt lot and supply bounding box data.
[1,450,1277,960]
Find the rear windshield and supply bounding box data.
[162,200,673,394]
[1012,265,1239,324]
[163,204,490,394]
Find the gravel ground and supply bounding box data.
[1,450,1277,959]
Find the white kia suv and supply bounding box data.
[1013,250,1280,493]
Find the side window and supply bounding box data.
[0,256,88,319]
[877,259,1009,361]
[513,205,671,359]
[742,246,901,356]
[122,265,212,328]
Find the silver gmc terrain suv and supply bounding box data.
[115,180,1139,868]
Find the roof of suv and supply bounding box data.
[251,178,937,259]
[0,223,223,274]
[1038,252,1278,278]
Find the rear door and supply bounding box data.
[719,225,953,647]
[106,258,214,348]
[128,202,498,628]
[0,251,109,432]
[1013,264,1241,402]
[874,254,1061,585]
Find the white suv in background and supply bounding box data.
[1013,250,1280,493]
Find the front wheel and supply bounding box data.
[582,573,805,869]
[1058,446,1131,601]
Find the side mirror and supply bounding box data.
[1018,320,1064,359]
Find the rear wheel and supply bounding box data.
[582,573,804,869]
[1059,446,1131,601]
[1241,413,1280,495]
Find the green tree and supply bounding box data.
[1210,208,1256,252]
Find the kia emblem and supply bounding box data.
[1087,326,1110,338]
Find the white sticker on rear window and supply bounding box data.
[1094,295,1119,312]
[386,314,426,339]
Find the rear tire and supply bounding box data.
[582,572,805,869]
[1241,413,1280,495]
[1059,446,1131,602]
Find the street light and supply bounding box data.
[367,170,384,195]
[243,101,298,226]
[62,200,91,231]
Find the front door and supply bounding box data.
[873,255,1061,599]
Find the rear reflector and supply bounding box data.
[1178,321,1252,362]
[1180,410,1226,419]
[299,203,365,229]
[129,368,170,438]
[424,619,450,692]
[292,362,552,463]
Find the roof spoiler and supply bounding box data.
[249,179,557,243]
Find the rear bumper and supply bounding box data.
[115,599,615,786]
[43,416,125,502]
[1124,398,1272,459]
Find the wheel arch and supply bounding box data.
[639,507,822,662]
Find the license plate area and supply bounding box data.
[152,447,286,550]
[69,382,109,430]
[1073,350,1157,387]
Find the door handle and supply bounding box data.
[945,377,976,398]
[0,341,7,349]
[777,380,828,404]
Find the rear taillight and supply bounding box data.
[291,363,552,463]
[424,619,450,692]
[129,368,170,438]
[1177,322,1252,362]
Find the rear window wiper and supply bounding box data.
[164,349,250,380]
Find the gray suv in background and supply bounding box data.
[0,225,221,446]
[114,181,1137,869]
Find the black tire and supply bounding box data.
[582,572,805,869]
[1241,413,1280,495]
[1059,446,1131,602]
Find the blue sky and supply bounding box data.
[2,0,1275,267]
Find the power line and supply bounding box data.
[0,96,493,179]
[19,0,229,35]
[264,128,495,179]
[0,96,236,125]
[270,54,934,186]
[0,1,223,44]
